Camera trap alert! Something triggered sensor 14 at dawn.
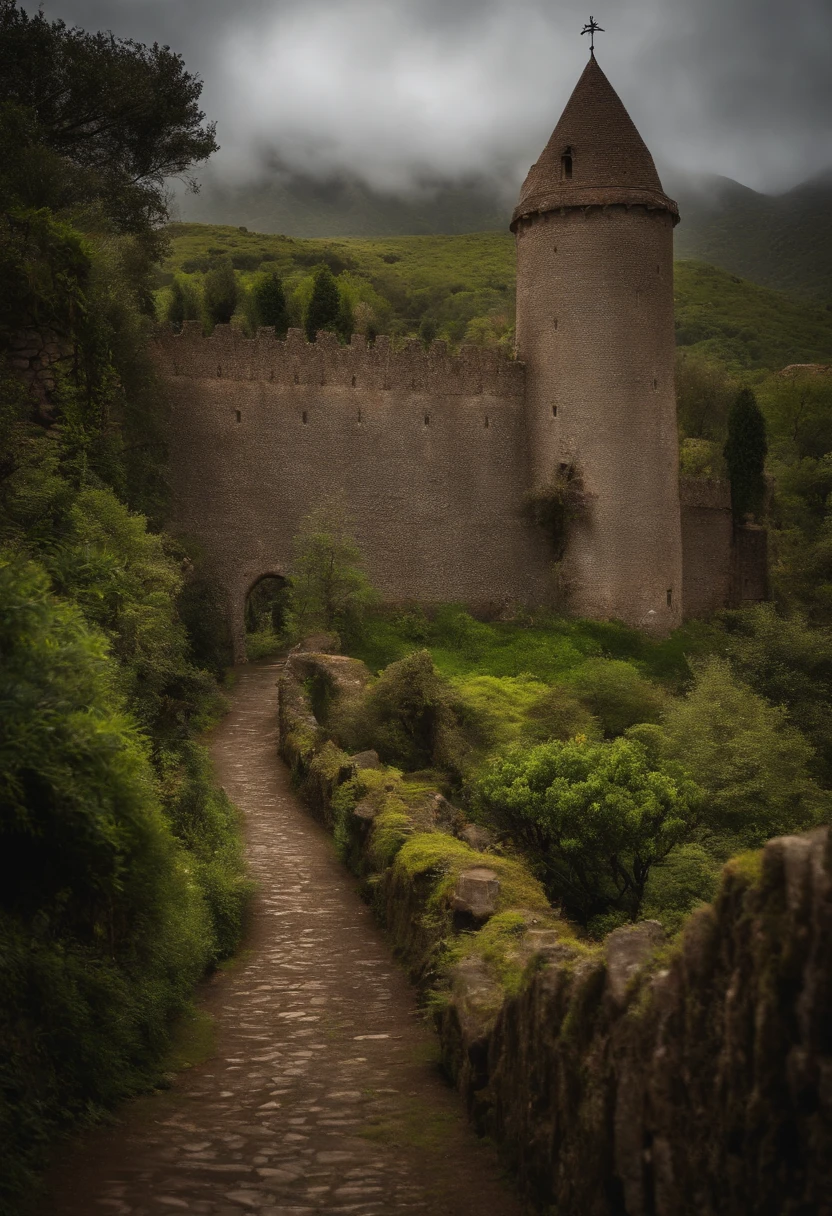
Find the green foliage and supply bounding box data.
[718,605,832,785]
[474,737,702,926]
[305,264,342,341]
[203,257,238,327]
[0,1,217,239]
[285,502,375,645]
[524,464,587,559]
[675,351,736,443]
[166,273,202,330]
[162,226,832,366]
[341,650,471,776]
[657,659,827,850]
[641,842,721,934]
[252,270,289,336]
[0,555,211,1208]
[565,658,667,737]
[724,387,768,521]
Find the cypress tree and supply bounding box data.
[203,258,238,327]
[723,387,768,522]
[253,271,288,337]
[305,265,341,341]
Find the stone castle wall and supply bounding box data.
[155,324,552,659]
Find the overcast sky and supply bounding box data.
[28,0,832,196]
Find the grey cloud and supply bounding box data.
[26,0,832,194]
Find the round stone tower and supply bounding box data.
[513,53,683,632]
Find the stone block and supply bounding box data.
[451,868,501,922]
[458,824,495,853]
[605,920,665,1006]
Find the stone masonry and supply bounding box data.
[154,54,767,658]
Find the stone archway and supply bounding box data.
[231,570,290,664]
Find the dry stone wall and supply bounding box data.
[279,656,832,1216]
[154,325,551,660]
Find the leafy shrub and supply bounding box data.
[523,683,603,743]
[474,736,701,926]
[340,650,471,777]
[203,257,238,327]
[285,502,375,647]
[252,269,288,336]
[565,658,667,736]
[0,555,211,1206]
[655,659,828,850]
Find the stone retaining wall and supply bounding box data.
[278,654,832,1215]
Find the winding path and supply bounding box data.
[43,661,523,1216]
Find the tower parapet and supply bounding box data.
[513,55,683,632]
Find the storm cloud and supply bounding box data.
[25,0,832,195]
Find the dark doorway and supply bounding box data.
[245,575,290,660]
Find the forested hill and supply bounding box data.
[175,168,832,304]
[159,224,832,373]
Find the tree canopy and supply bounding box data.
[0,0,217,235]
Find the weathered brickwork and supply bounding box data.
[515,204,683,631]
[157,326,551,660]
[156,55,766,651]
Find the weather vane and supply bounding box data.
[581,16,605,55]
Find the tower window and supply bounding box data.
[667,589,673,608]
[302,410,308,424]
[424,414,430,427]
[554,318,559,330]
[351,374,356,387]
[552,405,558,418]
[484,416,490,428]
[235,410,241,423]
[653,377,658,391]
[357,407,362,424]
[561,147,573,181]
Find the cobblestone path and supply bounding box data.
[43,661,523,1216]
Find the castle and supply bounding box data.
[155,53,767,661]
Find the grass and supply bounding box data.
[353,605,716,690]
[159,222,832,371]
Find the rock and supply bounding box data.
[459,824,495,853]
[605,920,665,1006]
[291,633,341,654]
[352,798,377,823]
[450,867,501,923]
[427,793,461,834]
[350,749,381,770]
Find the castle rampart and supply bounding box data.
[154,325,550,661]
[154,323,525,397]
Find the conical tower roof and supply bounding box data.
[511,55,679,229]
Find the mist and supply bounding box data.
[26,0,832,198]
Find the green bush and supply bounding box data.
[656,659,828,850]
[565,658,667,736]
[203,257,238,327]
[0,555,211,1207]
[340,650,471,777]
[474,736,701,927]
[717,605,832,785]
[285,502,375,647]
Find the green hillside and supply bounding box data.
[161,224,832,372]
[176,169,832,305]
[672,173,832,304]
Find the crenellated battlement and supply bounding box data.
[152,323,525,397]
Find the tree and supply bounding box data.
[253,271,288,337]
[656,659,828,850]
[166,274,202,330]
[305,265,341,341]
[285,502,375,645]
[203,258,238,327]
[724,387,768,522]
[0,1,217,236]
[474,736,701,926]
